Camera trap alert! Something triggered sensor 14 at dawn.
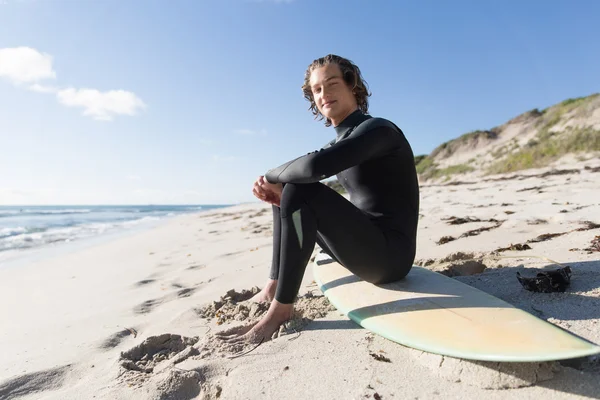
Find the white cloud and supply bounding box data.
[57,88,147,121]
[28,83,58,93]
[126,175,141,181]
[234,128,267,136]
[0,46,146,122]
[0,47,56,84]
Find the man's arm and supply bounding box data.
[264,119,404,184]
[263,138,335,184]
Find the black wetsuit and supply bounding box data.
[264,109,420,304]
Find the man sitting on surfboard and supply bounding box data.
[217,54,420,345]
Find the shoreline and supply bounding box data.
[0,205,240,270]
[0,202,265,380]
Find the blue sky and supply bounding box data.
[1,0,599,205]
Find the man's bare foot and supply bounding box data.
[213,321,257,340]
[249,279,277,303]
[217,300,293,345]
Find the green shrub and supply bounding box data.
[486,127,600,174]
[491,145,507,159]
[413,154,427,166]
[325,179,346,194]
[435,164,475,177]
[419,163,474,180]
[415,157,435,175]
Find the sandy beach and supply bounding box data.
[1,158,600,400]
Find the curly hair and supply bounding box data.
[301,54,372,127]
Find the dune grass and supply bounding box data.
[486,127,600,174]
[416,159,474,180]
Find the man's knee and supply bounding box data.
[281,182,323,197]
[280,183,324,216]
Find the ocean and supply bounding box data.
[0,204,231,266]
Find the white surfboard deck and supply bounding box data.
[313,252,600,362]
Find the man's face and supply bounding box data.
[309,63,358,126]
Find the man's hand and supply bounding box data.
[253,176,283,207]
[259,176,283,197]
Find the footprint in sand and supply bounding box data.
[133,284,204,314]
[221,250,245,258]
[118,334,200,392]
[134,299,162,314]
[186,264,206,271]
[120,334,199,370]
[177,288,196,298]
[0,364,74,399]
[99,328,138,350]
[135,279,156,287]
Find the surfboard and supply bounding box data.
[312,252,600,362]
